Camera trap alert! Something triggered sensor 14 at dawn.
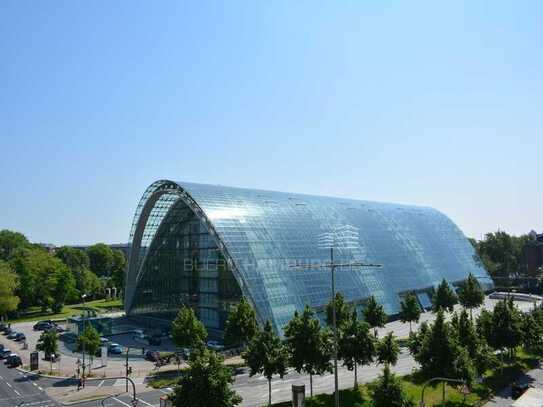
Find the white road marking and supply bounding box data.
[6,382,12,388]
[98,379,105,387]
[112,396,132,406]
[136,398,154,406]
[14,389,21,396]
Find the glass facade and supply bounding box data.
[125,180,492,336]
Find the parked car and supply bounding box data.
[206,340,224,351]
[145,350,160,362]
[6,354,22,368]
[0,349,12,359]
[99,337,109,346]
[44,353,61,362]
[33,321,53,331]
[2,327,13,335]
[0,344,4,352]
[7,331,19,340]
[0,323,6,331]
[14,333,26,342]
[108,343,123,354]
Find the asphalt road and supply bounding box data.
[0,360,60,407]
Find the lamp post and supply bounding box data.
[290,225,382,407]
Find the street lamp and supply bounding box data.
[290,225,382,407]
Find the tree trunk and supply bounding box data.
[374,328,378,338]
[50,360,53,374]
[268,377,272,406]
[354,363,358,389]
[469,308,473,321]
[310,373,313,398]
[409,321,412,334]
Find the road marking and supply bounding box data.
[38,386,43,391]
[6,382,12,388]
[137,398,154,406]
[98,379,105,387]
[112,396,132,406]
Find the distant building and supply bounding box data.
[525,231,543,277]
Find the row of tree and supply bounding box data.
[0,229,126,318]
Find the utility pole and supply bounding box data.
[125,347,131,393]
[290,225,382,407]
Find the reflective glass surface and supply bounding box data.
[126,180,491,335]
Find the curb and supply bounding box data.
[60,392,125,406]
[16,366,72,379]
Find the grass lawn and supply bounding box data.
[8,298,123,323]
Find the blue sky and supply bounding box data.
[1,1,541,245]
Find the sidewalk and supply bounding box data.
[485,363,543,407]
[46,383,150,405]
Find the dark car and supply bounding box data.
[0,323,6,331]
[7,331,19,340]
[2,327,13,335]
[6,354,22,368]
[145,350,160,362]
[33,321,53,331]
[0,349,12,359]
[14,332,26,342]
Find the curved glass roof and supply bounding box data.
[125,180,490,334]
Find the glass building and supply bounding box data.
[125,180,491,336]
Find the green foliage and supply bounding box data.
[371,366,415,407]
[0,230,29,261]
[224,298,258,347]
[377,332,399,366]
[431,279,458,313]
[457,273,485,314]
[77,324,100,365]
[171,305,207,350]
[0,260,19,317]
[338,310,376,387]
[170,349,242,407]
[36,330,59,372]
[326,292,353,332]
[284,306,332,396]
[243,320,287,405]
[490,299,524,353]
[55,246,93,297]
[472,231,530,283]
[399,292,421,332]
[110,249,127,291]
[87,243,114,277]
[52,266,77,313]
[362,296,386,336]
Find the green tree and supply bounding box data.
[407,321,429,358]
[76,325,100,369]
[363,295,387,337]
[110,249,127,292]
[326,292,353,333]
[522,313,543,354]
[51,266,77,313]
[0,260,19,318]
[456,309,495,374]
[376,332,399,367]
[431,279,458,313]
[224,298,258,348]
[87,243,114,277]
[399,292,421,333]
[0,230,29,261]
[338,310,376,388]
[171,349,242,407]
[415,310,461,377]
[371,366,415,407]
[171,306,207,350]
[55,246,91,296]
[491,299,524,358]
[243,320,287,406]
[284,306,332,397]
[36,330,58,373]
[458,273,485,319]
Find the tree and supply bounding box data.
[36,330,58,373]
[284,306,332,397]
[87,243,114,277]
[52,266,77,313]
[377,332,399,367]
[371,366,415,407]
[110,249,127,292]
[326,292,353,333]
[456,309,495,375]
[431,279,458,313]
[522,313,543,354]
[363,295,387,337]
[171,306,207,350]
[55,246,91,296]
[338,310,376,388]
[170,349,242,407]
[0,260,19,318]
[0,230,29,261]
[76,325,100,369]
[491,299,524,358]
[243,320,287,406]
[399,292,421,333]
[415,310,461,377]
[458,273,485,319]
[224,298,258,348]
